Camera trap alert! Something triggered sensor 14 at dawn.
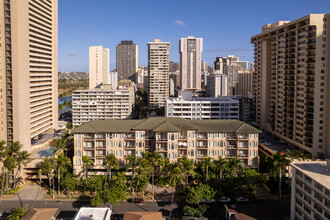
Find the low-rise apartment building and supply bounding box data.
[72,89,132,126]
[290,161,330,220]
[72,117,260,175]
[165,91,239,120]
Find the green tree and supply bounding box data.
[135,157,152,199]
[39,158,56,198]
[55,153,71,195]
[215,156,227,180]
[51,138,68,156]
[201,156,213,179]
[62,174,78,197]
[143,151,162,200]
[168,164,185,218]
[273,152,289,198]
[126,154,139,197]
[104,172,128,206]
[104,154,118,180]
[228,157,243,177]
[0,140,6,199]
[3,156,16,191]
[82,156,94,195]
[179,156,195,185]
[14,151,32,188]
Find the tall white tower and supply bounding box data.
[89,46,109,89]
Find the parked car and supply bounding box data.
[127,198,144,204]
[219,196,231,203]
[201,198,216,203]
[236,197,249,203]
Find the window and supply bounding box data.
[76,142,81,148]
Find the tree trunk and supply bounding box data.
[132,166,135,198]
[58,168,60,195]
[0,172,4,200]
[52,175,55,199]
[48,175,52,191]
[206,166,208,179]
[279,168,282,199]
[152,165,155,201]
[6,170,9,192]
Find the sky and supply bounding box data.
[58,0,330,72]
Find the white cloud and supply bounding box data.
[67,52,79,57]
[173,20,186,26]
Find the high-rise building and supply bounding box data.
[201,61,209,74]
[0,0,58,152]
[213,55,239,73]
[116,41,138,80]
[105,71,118,90]
[179,36,203,91]
[169,61,180,73]
[89,46,109,89]
[72,89,132,126]
[290,160,330,220]
[236,69,253,96]
[147,39,170,109]
[251,14,330,159]
[135,66,148,90]
[207,73,228,97]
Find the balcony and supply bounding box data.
[226,145,237,149]
[226,136,236,140]
[125,134,135,139]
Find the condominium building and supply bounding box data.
[236,69,253,96]
[0,0,58,151]
[104,71,118,90]
[72,117,260,174]
[251,14,330,159]
[135,66,148,90]
[229,95,255,122]
[147,39,170,109]
[89,46,109,89]
[213,55,239,73]
[201,61,209,74]
[180,36,203,91]
[72,89,132,126]
[165,91,239,120]
[207,73,228,97]
[116,41,138,80]
[290,160,330,220]
[169,61,180,73]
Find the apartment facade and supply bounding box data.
[207,73,228,97]
[0,0,58,151]
[290,161,330,220]
[251,14,330,159]
[116,41,138,80]
[72,117,260,175]
[180,36,203,91]
[236,69,253,96]
[89,46,109,89]
[147,39,170,109]
[72,89,132,126]
[165,91,239,120]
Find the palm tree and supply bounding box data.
[273,152,289,199]
[228,157,243,177]
[14,151,32,187]
[51,138,67,156]
[104,154,118,180]
[215,156,227,180]
[143,151,162,200]
[3,156,16,191]
[201,156,213,179]
[55,153,71,195]
[82,155,94,195]
[39,158,56,198]
[168,164,185,218]
[136,157,152,199]
[179,156,195,185]
[126,154,138,197]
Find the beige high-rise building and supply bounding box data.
[251,14,330,159]
[89,46,109,89]
[147,39,170,109]
[180,36,203,91]
[0,0,58,152]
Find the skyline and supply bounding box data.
[59,0,330,72]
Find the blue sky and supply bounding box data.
[59,0,330,72]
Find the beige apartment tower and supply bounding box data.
[89,46,109,89]
[147,39,170,109]
[251,14,330,159]
[0,0,58,152]
[116,41,138,80]
[179,36,203,91]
